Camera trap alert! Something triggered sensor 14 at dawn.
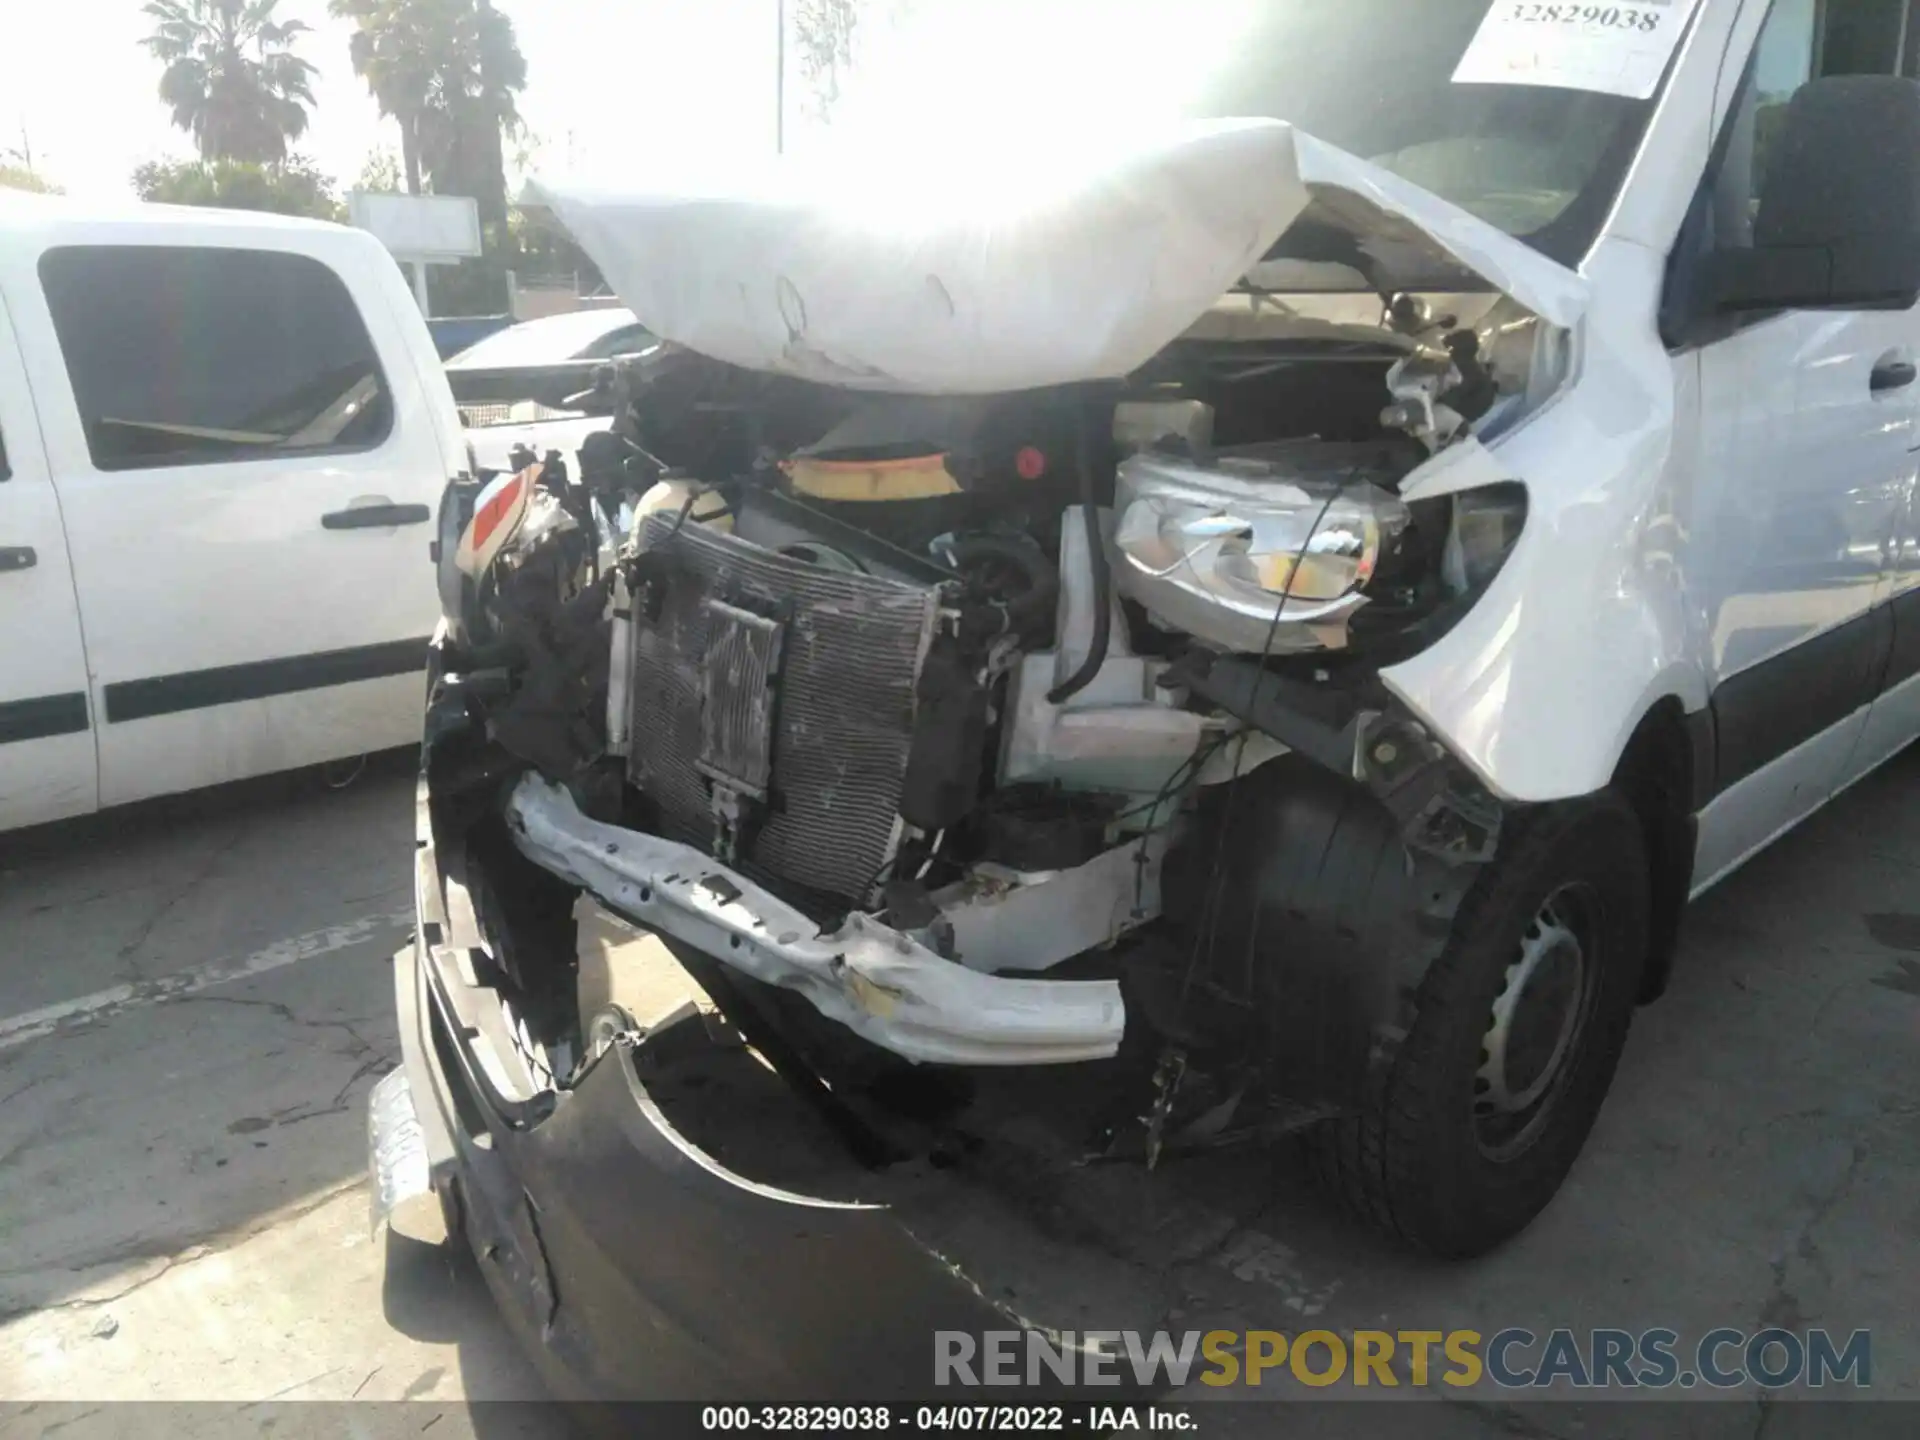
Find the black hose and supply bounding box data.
[942,532,1058,636]
[1048,412,1112,705]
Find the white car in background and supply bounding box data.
[1,194,465,834]
[445,307,655,477]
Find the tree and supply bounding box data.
[1,139,60,194]
[0,165,60,194]
[142,0,318,165]
[330,0,432,195]
[133,155,345,222]
[329,0,527,226]
[357,147,405,193]
[2,145,60,193]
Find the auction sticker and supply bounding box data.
[1453,0,1705,100]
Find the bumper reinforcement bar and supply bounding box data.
[505,776,1126,1066]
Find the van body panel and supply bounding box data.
[1381,236,1700,802]
[0,278,97,830]
[1389,0,1920,894]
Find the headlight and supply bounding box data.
[1114,450,1413,654]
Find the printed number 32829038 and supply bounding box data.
[1505,3,1662,31]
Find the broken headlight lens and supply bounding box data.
[1113,450,1413,654]
[1442,483,1529,595]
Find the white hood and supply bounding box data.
[528,119,1587,396]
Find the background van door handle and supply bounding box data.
[322,503,432,530]
[1871,360,1917,392]
[0,546,36,572]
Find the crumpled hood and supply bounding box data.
[528,119,1587,396]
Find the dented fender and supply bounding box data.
[1382,239,1707,804]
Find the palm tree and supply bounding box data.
[142,0,318,165]
[330,0,526,224]
[329,0,433,195]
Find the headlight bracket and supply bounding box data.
[1168,651,1502,865]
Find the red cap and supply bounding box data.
[1015,446,1048,481]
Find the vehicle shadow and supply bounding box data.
[381,1229,562,1420]
[0,747,420,869]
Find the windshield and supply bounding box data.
[829,0,1684,267]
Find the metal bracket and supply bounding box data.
[1174,651,1502,864]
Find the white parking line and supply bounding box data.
[0,911,413,1053]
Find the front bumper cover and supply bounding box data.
[504,775,1127,1066]
[385,902,1032,1400]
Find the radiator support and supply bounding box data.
[626,517,942,907]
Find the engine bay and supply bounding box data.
[429,291,1537,1162]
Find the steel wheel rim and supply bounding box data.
[1473,883,1598,1161]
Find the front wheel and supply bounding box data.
[1307,793,1650,1257]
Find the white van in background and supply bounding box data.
[0,195,465,833]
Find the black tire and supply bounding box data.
[1305,793,1650,1257]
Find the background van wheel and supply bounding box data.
[1306,793,1650,1257]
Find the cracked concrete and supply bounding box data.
[0,757,553,1432]
[0,742,1914,1432]
[111,820,253,985]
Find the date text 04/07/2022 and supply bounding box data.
[698,1405,1195,1433]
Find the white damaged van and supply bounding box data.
[377,0,1920,1390]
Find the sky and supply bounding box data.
[2,0,1270,200]
[1,0,785,199]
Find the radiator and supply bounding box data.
[626,516,939,906]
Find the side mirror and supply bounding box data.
[1704,75,1920,313]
